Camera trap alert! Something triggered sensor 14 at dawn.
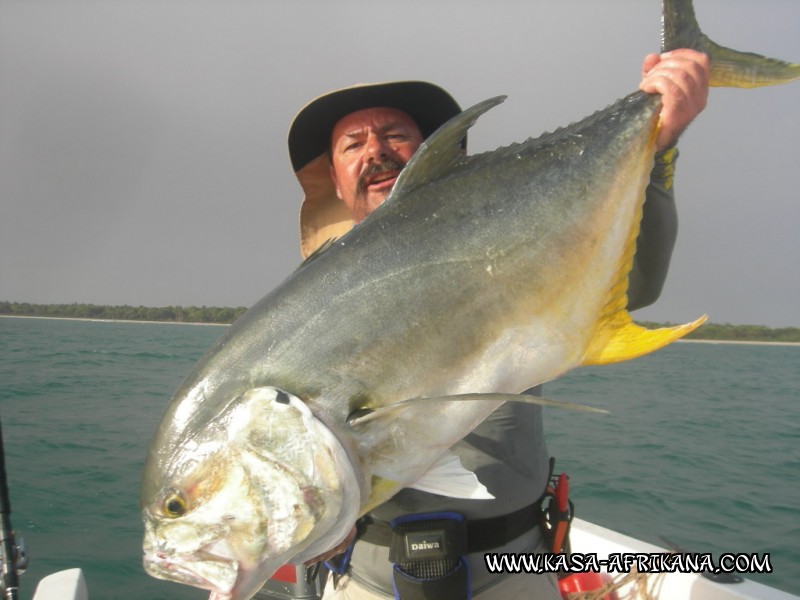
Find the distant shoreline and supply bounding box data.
[0,314,227,327]
[0,302,244,325]
[3,314,798,346]
[678,338,799,347]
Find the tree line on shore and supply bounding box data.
[0,301,246,324]
[2,302,798,342]
[635,321,799,343]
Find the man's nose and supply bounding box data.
[364,133,390,162]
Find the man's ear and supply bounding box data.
[329,164,344,201]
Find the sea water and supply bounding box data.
[0,316,797,599]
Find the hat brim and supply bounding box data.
[288,81,463,257]
[289,81,462,173]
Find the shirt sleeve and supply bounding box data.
[627,147,679,311]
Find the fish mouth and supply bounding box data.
[143,548,239,599]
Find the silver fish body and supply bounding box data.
[141,2,799,598]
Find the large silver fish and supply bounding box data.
[141,1,799,598]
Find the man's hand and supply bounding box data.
[639,48,710,151]
[304,526,357,566]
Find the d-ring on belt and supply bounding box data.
[357,500,540,553]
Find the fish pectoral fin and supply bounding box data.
[409,450,494,500]
[347,393,606,427]
[582,311,707,366]
[423,393,608,414]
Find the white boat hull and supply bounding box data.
[32,568,88,600]
[570,518,797,600]
[27,520,796,600]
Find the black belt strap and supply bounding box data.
[358,501,540,554]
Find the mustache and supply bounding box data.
[356,158,406,197]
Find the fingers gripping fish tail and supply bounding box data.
[663,0,800,88]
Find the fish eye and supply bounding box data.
[163,492,187,518]
[275,390,291,405]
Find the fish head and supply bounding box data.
[142,386,360,600]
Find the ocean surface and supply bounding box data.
[0,316,797,599]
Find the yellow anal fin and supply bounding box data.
[582,312,707,366]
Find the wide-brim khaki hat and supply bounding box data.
[288,81,462,258]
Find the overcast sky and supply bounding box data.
[1,0,798,327]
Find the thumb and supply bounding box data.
[641,53,661,77]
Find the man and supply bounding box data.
[285,50,709,599]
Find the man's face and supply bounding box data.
[329,107,423,223]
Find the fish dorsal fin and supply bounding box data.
[389,95,506,198]
[409,450,494,499]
